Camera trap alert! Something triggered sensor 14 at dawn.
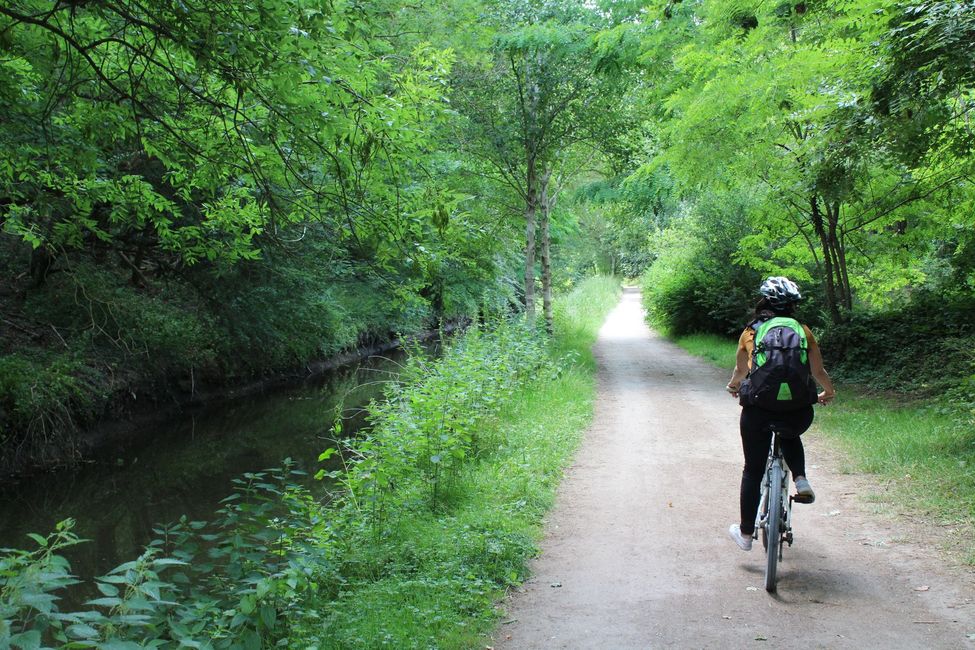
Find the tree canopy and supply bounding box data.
[2,0,975,467]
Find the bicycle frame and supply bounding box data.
[754,431,794,592]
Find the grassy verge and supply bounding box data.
[665,332,975,564]
[670,333,738,371]
[814,396,975,563]
[317,358,598,647]
[315,276,621,647]
[552,276,622,367]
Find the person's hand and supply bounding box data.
[818,390,835,405]
[726,383,740,398]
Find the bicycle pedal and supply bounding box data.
[792,494,814,504]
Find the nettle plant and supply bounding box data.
[324,319,561,525]
[0,463,337,649]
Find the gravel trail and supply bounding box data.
[495,287,974,649]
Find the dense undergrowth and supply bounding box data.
[666,326,975,565]
[0,276,620,648]
[0,249,516,476]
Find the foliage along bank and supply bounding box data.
[0,0,504,474]
[0,276,620,649]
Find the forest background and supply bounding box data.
[2,0,975,647]
[1,0,974,515]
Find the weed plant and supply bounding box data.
[0,276,621,648]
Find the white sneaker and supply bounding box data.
[795,477,816,503]
[728,524,752,551]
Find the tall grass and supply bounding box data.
[552,276,622,367]
[815,397,975,562]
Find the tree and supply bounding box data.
[0,0,456,285]
[639,0,965,323]
[453,0,629,329]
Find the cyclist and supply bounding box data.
[725,277,836,551]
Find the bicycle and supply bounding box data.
[754,430,813,592]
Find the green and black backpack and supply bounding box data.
[738,317,819,412]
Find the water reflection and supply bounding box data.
[0,352,404,584]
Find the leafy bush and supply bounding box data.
[24,263,218,374]
[822,293,975,393]
[331,318,557,520]
[0,353,97,469]
[0,465,338,649]
[640,220,760,337]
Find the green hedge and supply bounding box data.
[822,294,975,393]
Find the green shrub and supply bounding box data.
[24,262,218,374]
[0,465,340,649]
[640,208,761,337]
[0,353,98,467]
[333,318,556,520]
[822,293,975,393]
[641,255,758,337]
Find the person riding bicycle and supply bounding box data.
[725,276,836,551]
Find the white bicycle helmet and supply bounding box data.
[759,276,802,307]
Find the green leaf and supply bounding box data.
[96,582,119,597]
[25,533,47,548]
[65,623,99,639]
[84,597,122,608]
[9,630,42,650]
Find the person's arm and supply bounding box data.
[806,329,836,404]
[726,331,749,397]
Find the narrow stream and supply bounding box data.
[0,352,406,584]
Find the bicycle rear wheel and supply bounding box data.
[764,461,784,592]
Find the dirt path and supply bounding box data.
[495,288,974,649]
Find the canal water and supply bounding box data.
[0,352,405,585]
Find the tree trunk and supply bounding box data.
[827,200,852,312]
[29,247,53,287]
[540,168,553,333]
[524,160,537,321]
[810,195,841,323]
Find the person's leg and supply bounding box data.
[780,437,806,479]
[779,407,814,481]
[739,407,772,536]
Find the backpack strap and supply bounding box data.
[748,320,765,371]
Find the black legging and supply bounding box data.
[738,405,814,536]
